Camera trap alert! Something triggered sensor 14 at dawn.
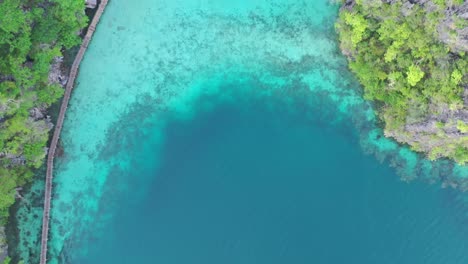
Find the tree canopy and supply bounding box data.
[336,0,468,164]
[0,0,87,223]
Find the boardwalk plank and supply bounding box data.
[39,1,109,263]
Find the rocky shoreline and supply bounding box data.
[0,3,100,262]
[337,0,468,163]
[0,50,70,264]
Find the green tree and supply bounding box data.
[343,12,369,47]
[336,0,468,164]
[0,0,88,223]
[407,65,425,86]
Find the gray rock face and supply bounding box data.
[386,101,468,156]
[30,107,46,120]
[438,1,468,52]
[0,226,7,263]
[363,0,468,52]
[48,56,68,86]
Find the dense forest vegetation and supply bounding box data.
[0,0,87,223]
[336,0,468,164]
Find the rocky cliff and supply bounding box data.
[337,0,468,163]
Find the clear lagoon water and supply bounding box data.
[11,0,468,263]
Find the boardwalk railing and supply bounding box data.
[40,1,109,263]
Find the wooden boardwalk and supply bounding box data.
[39,1,109,263]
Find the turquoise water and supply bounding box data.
[11,0,468,263]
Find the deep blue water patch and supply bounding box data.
[71,88,468,264]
